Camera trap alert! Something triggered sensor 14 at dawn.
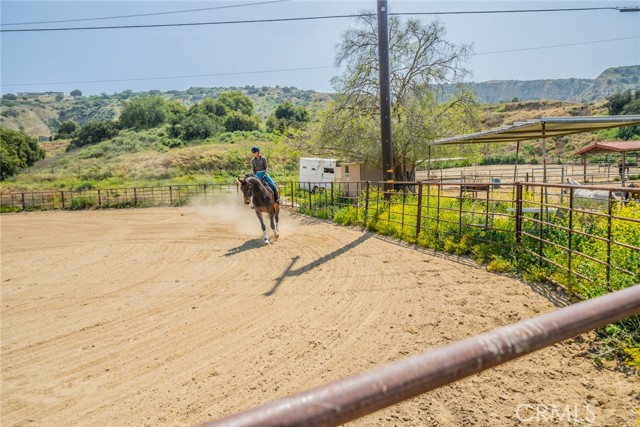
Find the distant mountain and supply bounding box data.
[443,65,640,104]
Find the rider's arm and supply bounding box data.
[252,158,257,174]
[263,156,268,174]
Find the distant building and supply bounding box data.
[16,91,67,98]
[38,136,52,142]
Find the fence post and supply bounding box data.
[606,192,613,287]
[169,186,173,206]
[458,184,463,237]
[98,189,102,207]
[364,181,370,228]
[134,188,138,206]
[538,185,544,267]
[330,182,334,208]
[21,193,26,210]
[61,191,65,209]
[568,188,574,284]
[415,183,423,238]
[515,183,523,246]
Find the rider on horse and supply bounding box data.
[251,146,280,204]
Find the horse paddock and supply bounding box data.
[1,200,637,426]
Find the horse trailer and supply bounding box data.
[299,158,337,191]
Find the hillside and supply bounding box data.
[2,66,637,139]
[0,86,331,139]
[442,65,640,104]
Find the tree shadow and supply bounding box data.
[264,232,373,297]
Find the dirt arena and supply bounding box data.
[1,197,638,426]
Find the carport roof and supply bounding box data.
[574,140,640,155]
[432,115,640,146]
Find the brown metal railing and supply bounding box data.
[203,285,640,427]
[283,180,640,299]
[0,183,237,211]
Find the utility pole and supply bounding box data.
[377,0,394,191]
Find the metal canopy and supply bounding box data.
[433,115,640,146]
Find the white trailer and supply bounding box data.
[299,158,337,191]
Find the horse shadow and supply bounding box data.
[223,239,264,257]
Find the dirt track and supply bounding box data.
[1,197,638,427]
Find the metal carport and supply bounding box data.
[430,115,640,183]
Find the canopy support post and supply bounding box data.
[514,141,520,182]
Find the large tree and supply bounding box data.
[312,15,479,180]
[119,96,169,130]
[0,127,46,180]
[217,91,254,116]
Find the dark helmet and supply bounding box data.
[251,146,260,153]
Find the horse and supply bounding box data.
[238,175,280,244]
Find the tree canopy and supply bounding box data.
[267,101,310,132]
[217,91,254,116]
[310,15,479,179]
[119,96,169,130]
[607,90,640,139]
[0,127,46,180]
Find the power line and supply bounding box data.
[0,66,336,87]
[2,0,290,26]
[0,7,628,33]
[2,34,634,88]
[476,36,640,55]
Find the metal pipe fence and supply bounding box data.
[282,180,640,301]
[0,183,238,212]
[204,285,640,427]
[3,179,638,301]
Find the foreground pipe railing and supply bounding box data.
[204,285,640,427]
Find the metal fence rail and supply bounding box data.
[0,183,237,211]
[203,285,640,427]
[282,180,640,300]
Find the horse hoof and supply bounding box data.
[264,239,270,245]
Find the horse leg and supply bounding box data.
[270,210,279,240]
[255,211,269,244]
[274,205,280,238]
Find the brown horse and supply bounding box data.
[238,175,280,244]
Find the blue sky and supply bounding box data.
[1,0,639,95]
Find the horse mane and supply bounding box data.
[245,175,271,201]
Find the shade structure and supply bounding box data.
[432,115,640,146]
[574,140,640,155]
[573,140,640,187]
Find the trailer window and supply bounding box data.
[324,168,334,174]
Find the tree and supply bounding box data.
[217,91,254,116]
[267,101,310,132]
[0,127,46,180]
[312,15,478,180]
[70,89,82,98]
[55,121,78,139]
[68,120,119,150]
[191,98,228,117]
[2,93,17,100]
[169,113,222,141]
[607,90,640,139]
[119,96,169,130]
[223,111,261,132]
